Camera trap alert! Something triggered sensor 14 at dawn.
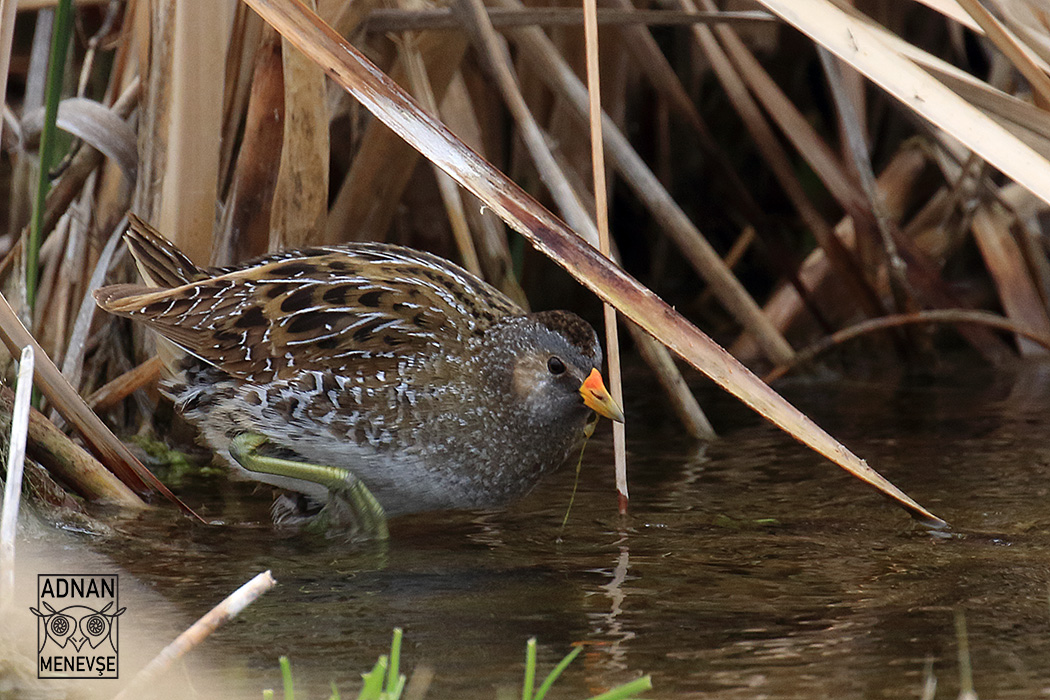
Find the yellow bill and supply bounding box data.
[579,368,625,423]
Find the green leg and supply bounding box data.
[229,433,389,540]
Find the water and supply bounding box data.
[14,360,1050,698]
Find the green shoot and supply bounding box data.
[270,630,649,700]
[28,0,73,312]
[521,637,538,700]
[533,646,581,700]
[587,676,652,700]
[280,656,295,700]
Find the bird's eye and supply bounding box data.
[547,356,566,375]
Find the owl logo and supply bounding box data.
[31,600,125,654]
[33,574,122,679]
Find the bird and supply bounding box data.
[95,215,624,533]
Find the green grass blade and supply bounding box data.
[586,675,652,700]
[532,645,581,700]
[279,656,295,700]
[521,637,538,700]
[358,656,388,700]
[27,0,73,312]
[386,628,403,695]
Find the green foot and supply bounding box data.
[229,433,389,540]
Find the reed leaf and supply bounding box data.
[754,0,1050,208]
[240,0,944,526]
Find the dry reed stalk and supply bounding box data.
[0,386,143,506]
[439,76,528,304]
[1,78,140,332]
[970,203,1050,355]
[497,0,796,365]
[75,0,122,97]
[243,0,943,525]
[132,0,174,226]
[152,1,232,263]
[631,326,715,438]
[398,34,483,276]
[92,7,140,229]
[0,291,196,515]
[552,146,715,438]
[0,0,17,150]
[53,184,94,350]
[456,0,711,438]
[219,4,265,194]
[270,0,329,250]
[87,356,163,412]
[603,0,765,225]
[730,131,1016,366]
[325,29,469,244]
[754,0,1050,209]
[710,24,867,214]
[990,0,1050,66]
[33,214,71,360]
[954,0,1050,109]
[113,571,277,700]
[579,0,628,509]
[454,0,592,235]
[818,49,917,315]
[602,0,828,332]
[16,0,110,7]
[683,0,889,325]
[59,217,126,396]
[766,310,1050,383]
[0,347,34,611]
[847,13,1050,160]
[731,148,926,362]
[924,146,1043,359]
[365,7,773,31]
[217,28,285,265]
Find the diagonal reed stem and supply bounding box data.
[241,0,943,526]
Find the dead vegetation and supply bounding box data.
[2,0,1050,524]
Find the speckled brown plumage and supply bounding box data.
[96,215,622,517]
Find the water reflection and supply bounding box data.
[17,360,1050,698]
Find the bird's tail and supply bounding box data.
[124,213,207,288]
[95,214,207,376]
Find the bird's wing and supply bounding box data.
[95,244,520,382]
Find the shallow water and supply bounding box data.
[25,360,1050,697]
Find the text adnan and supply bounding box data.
[40,577,115,599]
